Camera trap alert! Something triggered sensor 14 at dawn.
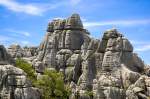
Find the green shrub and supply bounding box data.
[15,59,71,99]
[85,91,93,97]
[15,58,36,83]
[35,69,71,99]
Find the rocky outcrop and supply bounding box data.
[0,65,41,99]
[33,14,88,80]
[0,45,13,65]
[76,28,150,99]
[31,14,150,99]
[7,44,38,59]
[23,46,38,57]
[79,29,149,99]
[7,44,23,58]
[0,45,41,99]
[1,14,150,99]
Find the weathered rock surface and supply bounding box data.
[36,14,150,99]
[7,44,23,58]
[33,14,87,79]
[0,45,14,65]
[32,14,150,99]
[7,44,38,59]
[1,14,150,99]
[0,45,41,99]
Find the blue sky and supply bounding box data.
[0,0,150,64]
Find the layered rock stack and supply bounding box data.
[91,29,146,99]
[33,14,90,83]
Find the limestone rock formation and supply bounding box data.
[23,46,38,57]
[7,44,38,59]
[31,14,150,99]
[1,14,150,99]
[0,45,13,65]
[33,14,88,80]
[7,44,23,58]
[0,45,41,99]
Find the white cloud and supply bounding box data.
[0,35,32,47]
[0,0,82,16]
[5,29,31,37]
[0,0,45,16]
[83,19,150,27]
[131,40,150,52]
[135,44,150,52]
[130,40,150,45]
[0,29,34,46]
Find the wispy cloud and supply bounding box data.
[0,0,70,16]
[0,0,45,16]
[0,28,32,46]
[5,29,31,37]
[131,40,150,52]
[135,44,150,52]
[131,40,150,45]
[83,19,150,27]
[0,34,32,47]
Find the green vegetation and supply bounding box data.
[15,58,71,99]
[35,69,71,99]
[85,90,94,98]
[15,58,36,83]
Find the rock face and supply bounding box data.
[1,14,150,99]
[7,44,23,58]
[0,45,40,99]
[0,45,13,65]
[33,14,150,99]
[91,29,144,99]
[33,14,87,80]
[7,44,38,58]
